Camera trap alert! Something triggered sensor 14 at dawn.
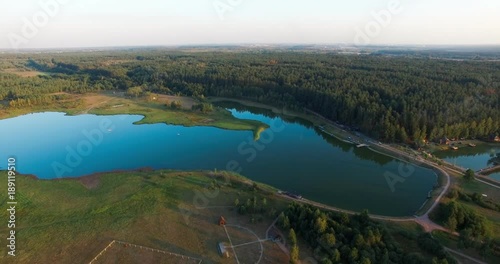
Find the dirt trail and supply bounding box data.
[81,98,112,114]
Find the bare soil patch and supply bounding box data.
[155,94,197,109]
[78,174,102,189]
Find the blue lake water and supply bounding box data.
[434,146,500,181]
[1,107,438,216]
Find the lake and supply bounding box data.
[434,145,500,181]
[1,104,437,216]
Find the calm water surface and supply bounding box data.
[1,105,438,216]
[434,145,500,181]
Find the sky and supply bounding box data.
[0,0,499,49]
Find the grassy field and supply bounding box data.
[430,172,500,236]
[0,167,484,263]
[427,173,500,263]
[0,170,289,263]
[0,92,269,139]
[450,176,500,240]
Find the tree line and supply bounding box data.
[1,50,499,144]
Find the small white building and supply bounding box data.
[217,242,229,258]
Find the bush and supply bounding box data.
[170,100,182,109]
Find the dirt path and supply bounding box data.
[415,214,452,233]
[80,98,113,114]
[265,216,279,239]
[265,216,289,256]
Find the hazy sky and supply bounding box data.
[1,0,499,49]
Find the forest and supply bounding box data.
[433,189,500,258]
[0,49,499,143]
[278,203,456,264]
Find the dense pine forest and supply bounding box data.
[0,49,499,143]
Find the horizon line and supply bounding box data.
[2,43,500,52]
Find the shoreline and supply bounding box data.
[0,93,269,139]
[4,95,492,222]
[6,96,446,217]
[4,167,435,219]
[209,96,452,216]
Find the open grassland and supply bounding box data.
[0,170,288,264]
[431,175,500,241]
[428,173,500,263]
[0,92,268,139]
[459,177,500,201]
[454,177,500,238]
[1,68,46,78]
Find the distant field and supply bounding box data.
[1,68,45,77]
